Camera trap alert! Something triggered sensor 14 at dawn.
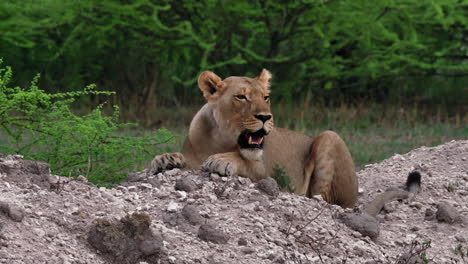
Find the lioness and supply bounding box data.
[151,69,358,208]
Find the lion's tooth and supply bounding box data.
[248,136,253,145]
[259,137,263,144]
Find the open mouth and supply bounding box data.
[238,129,267,149]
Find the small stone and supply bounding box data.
[139,233,163,256]
[409,202,423,209]
[436,202,462,224]
[358,187,364,194]
[165,168,181,176]
[197,224,229,244]
[168,256,177,263]
[238,237,248,246]
[181,205,204,225]
[139,183,153,190]
[8,205,25,222]
[455,235,466,243]
[241,247,255,255]
[340,213,380,240]
[424,208,435,221]
[33,228,46,238]
[127,172,145,182]
[76,175,87,183]
[256,177,279,197]
[175,177,198,192]
[127,186,137,192]
[167,201,179,212]
[210,173,221,181]
[175,191,187,200]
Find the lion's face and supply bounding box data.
[198,69,274,157]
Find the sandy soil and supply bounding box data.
[0,140,467,264]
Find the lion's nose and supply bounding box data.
[255,114,272,123]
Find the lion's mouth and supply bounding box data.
[238,129,267,149]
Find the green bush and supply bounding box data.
[0,0,466,110]
[0,61,174,183]
[272,164,295,193]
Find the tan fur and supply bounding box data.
[151,69,358,208]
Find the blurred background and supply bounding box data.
[1,0,467,173]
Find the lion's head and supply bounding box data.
[198,69,274,159]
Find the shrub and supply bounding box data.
[272,164,295,193]
[0,61,174,183]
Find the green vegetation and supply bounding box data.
[1,0,467,119]
[272,164,295,192]
[0,62,173,183]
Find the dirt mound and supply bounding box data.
[0,140,467,263]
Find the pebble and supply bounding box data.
[139,183,153,190]
[165,169,181,177]
[127,186,137,192]
[76,175,87,182]
[167,201,179,212]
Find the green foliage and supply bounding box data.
[0,0,467,110]
[453,243,467,261]
[272,164,295,193]
[0,61,174,183]
[420,240,432,263]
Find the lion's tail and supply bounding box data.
[365,171,422,217]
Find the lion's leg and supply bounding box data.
[150,152,187,175]
[305,130,358,208]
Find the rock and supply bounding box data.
[455,235,466,243]
[8,205,25,222]
[87,212,163,263]
[139,233,164,256]
[340,213,380,240]
[424,208,435,221]
[175,177,198,192]
[409,202,423,209]
[76,175,87,183]
[165,169,181,176]
[210,173,221,181]
[256,177,279,197]
[175,191,187,200]
[197,224,229,244]
[238,237,248,246]
[128,186,138,192]
[127,171,146,182]
[436,203,462,223]
[241,247,255,254]
[167,201,179,212]
[181,205,204,225]
[0,159,51,190]
[139,183,153,190]
[0,201,25,222]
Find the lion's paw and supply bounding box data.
[202,154,237,177]
[150,152,186,175]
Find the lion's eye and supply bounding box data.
[264,96,270,101]
[235,95,247,100]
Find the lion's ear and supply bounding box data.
[198,71,226,103]
[256,69,272,91]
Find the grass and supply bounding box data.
[150,102,467,169]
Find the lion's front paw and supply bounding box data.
[202,154,237,177]
[150,152,186,175]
